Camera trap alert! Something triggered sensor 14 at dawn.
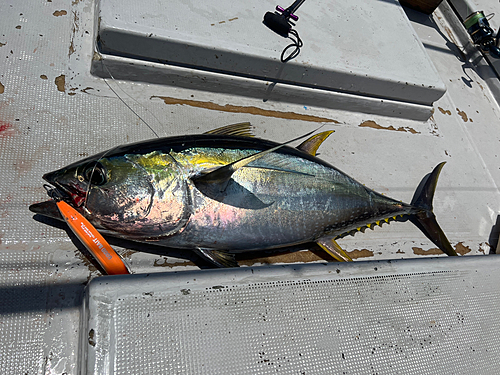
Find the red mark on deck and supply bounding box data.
[0,120,13,136]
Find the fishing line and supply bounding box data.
[281,29,303,63]
[83,59,165,214]
[99,58,161,139]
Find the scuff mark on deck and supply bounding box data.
[69,11,79,57]
[152,96,339,123]
[154,257,196,268]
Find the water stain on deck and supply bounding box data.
[359,120,418,134]
[153,96,339,123]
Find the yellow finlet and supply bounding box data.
[297,130,335,156]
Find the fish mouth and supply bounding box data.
[42,171,87,208]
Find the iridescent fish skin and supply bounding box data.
[33,125,457,267]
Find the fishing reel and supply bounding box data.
[263,0,305,62]
[463,11,500,59]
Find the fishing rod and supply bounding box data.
[263,0,306,62]
[463,11,500,58]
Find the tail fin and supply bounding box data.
[409,162,458,256]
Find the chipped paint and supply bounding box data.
[438,107,451,115]
[455,242,471,255]
[456,108,468,122]
[347,249,374,259]
[40,75,47,80]
[152,96,339,123]
[0,82,4,94]
[0,42,5,47]
[359,120,419,134]
[413,242,471,256]
[55,74,65,92]
[53,10,67,17]
[412,247,441,256]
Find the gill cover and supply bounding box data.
[83,151,192,238]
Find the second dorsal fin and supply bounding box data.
[204,122,255,137]
[296,131,334,156]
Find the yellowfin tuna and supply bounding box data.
[30,123,457,267]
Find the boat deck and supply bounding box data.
[1,0,500,373]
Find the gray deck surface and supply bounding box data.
[1,0,500,373]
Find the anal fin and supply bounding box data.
[316,237,353,262]
[195,248,239,268]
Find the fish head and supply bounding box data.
[42,152,171,225]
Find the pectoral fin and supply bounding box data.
[192,127,321,193]
[316,237,353,262]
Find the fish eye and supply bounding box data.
[83,162,107,186]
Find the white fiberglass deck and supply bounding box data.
[1,0,500,374]
[83,257,500,374]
